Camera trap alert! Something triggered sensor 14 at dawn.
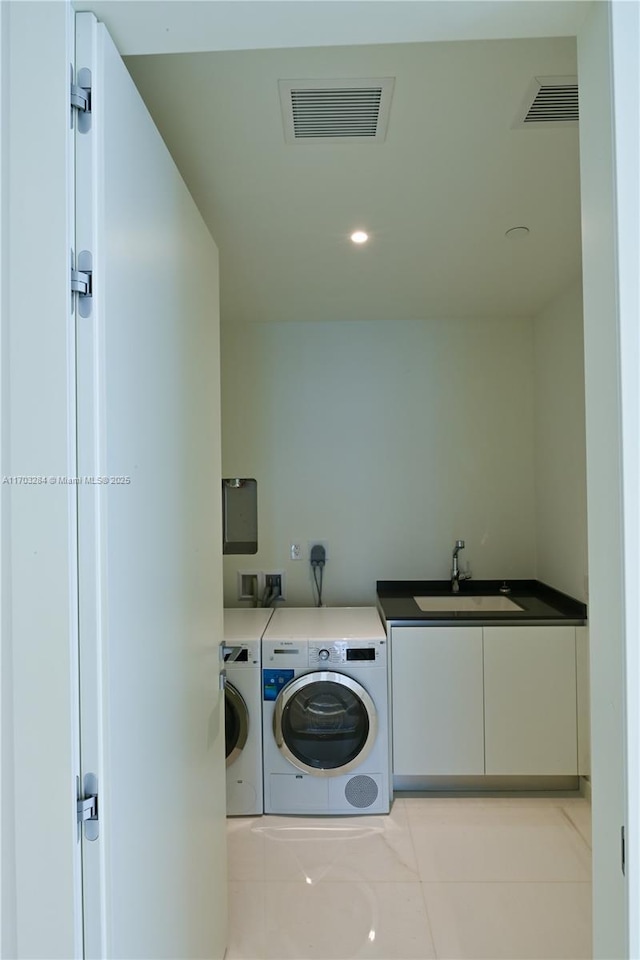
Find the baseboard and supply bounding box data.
[393,774,581,795]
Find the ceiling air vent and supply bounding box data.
[279,78,395,144]
[515,76,579,128]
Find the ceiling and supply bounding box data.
[126,33,581,325]
[82,1,588,326]
[76,2,592,55]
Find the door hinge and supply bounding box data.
[77,773,99,841]
[70,82,90,114]
[71,250,93,318]
[621,825,626,876]
[71,267,91,296]
[77,795,97,822]
[71,67,92,132]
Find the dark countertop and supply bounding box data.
[377,579,587,627]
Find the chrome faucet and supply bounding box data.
[451,539,470,593]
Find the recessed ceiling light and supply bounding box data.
[351,230,369,244]
[505,226,530,239]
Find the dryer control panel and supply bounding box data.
[262,637,386,671]
[263,668,295,701]
[309,642,381,665]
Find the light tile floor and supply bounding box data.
[226,795,592,960]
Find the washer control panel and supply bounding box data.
[222,638,260,665]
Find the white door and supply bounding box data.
[74,12,227,958]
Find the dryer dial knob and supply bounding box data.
[319,648,330,661]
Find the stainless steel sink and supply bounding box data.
[414,595,524,613]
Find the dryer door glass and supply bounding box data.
[225,682,249,767]
[276,673,377,776]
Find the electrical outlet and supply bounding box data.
[307,540,328,561]
[290,542,303,561]
[264,571,285,600]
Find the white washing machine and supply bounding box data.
[262,607,390,815]
[223,608,273,816]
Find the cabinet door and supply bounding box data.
[484,627,577,775]
[391,627,484,775]
[576,626,591,776]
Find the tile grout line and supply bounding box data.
[404,800,441,958]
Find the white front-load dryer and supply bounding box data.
[223,608,273,816]
[262,607,390,815]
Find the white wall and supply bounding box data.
[221,317,537,606]
[0,1,17,956]
[2,3,82,958]
[531,277,589,781]
[610,3,640,953]
[578,3,629,956]
[532,279,588,602]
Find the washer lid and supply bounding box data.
[263,606,385,642]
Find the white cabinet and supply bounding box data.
[483,626,578,775]
[576,626,591,776]
[390,626,484,775]
[389,623,579,778]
